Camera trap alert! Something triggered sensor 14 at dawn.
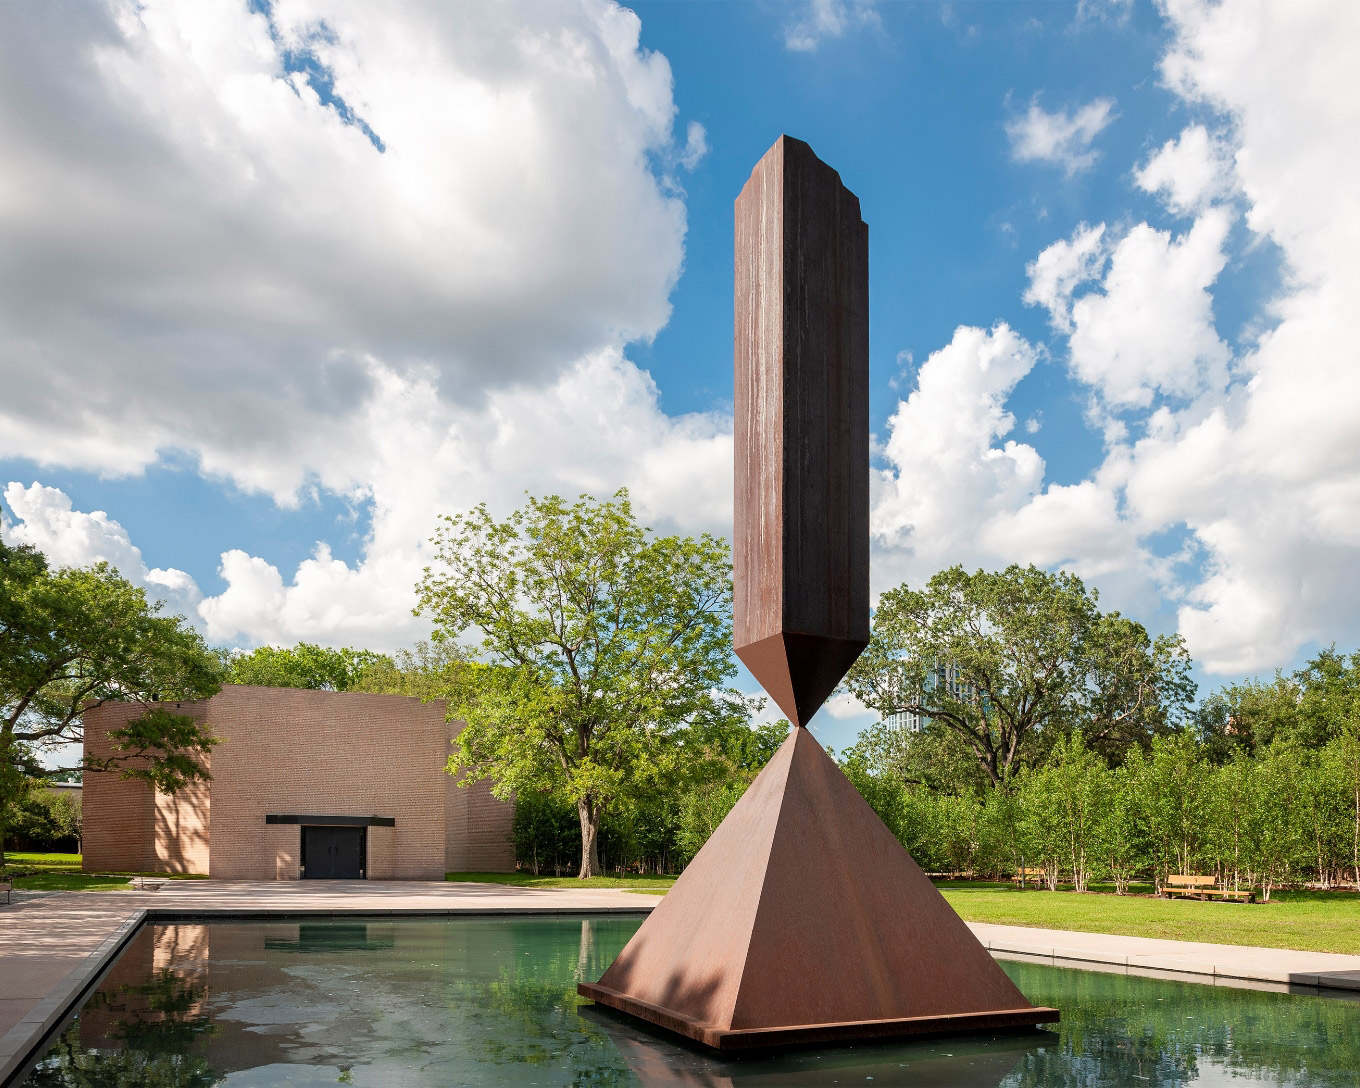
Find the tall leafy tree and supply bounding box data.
[1295,646,1360,748]
[1206,753,1258,892]
[1131,732,1209,889]
[1193,673,1302,757]
[846,565,1194,787]
[1016,734,1111,891]
[416,490,747,878]
[1104,759,1149,894]
[1,539,221,862]
[1323,721,1360,884]
[1248,741,1307,900]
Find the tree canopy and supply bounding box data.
[1,538,222,859]
[1194,646,1360,757]
[416,490,749,878]
[224,642,392,691]
[845,564,1194,787]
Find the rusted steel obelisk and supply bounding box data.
[578,136,1057,1050]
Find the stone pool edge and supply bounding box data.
[0,906,148,1088]
[0,903,654,1088]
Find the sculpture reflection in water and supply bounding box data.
[17,918,1360,1088]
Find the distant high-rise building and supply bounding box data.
[882,661,980,734]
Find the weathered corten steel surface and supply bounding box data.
[732,134,871,728]
[578,727,1057,1049]
[580,135,1056,1052]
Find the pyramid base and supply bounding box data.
[578,982,1058,1052]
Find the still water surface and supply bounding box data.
[16,916,1360,1087]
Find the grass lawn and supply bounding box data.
[3,852,208,892]
[4,851,82,872]
[12,872,133,892]
[446,872,1360,953]
[936,882,1360,956]
[446,872,675,895]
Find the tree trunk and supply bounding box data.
[577,796,601,879]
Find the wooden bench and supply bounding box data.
[1165,874,1255,902]
[130,876,167,892]
[1010,867,1047,887]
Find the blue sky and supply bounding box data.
[2,0,1356,753]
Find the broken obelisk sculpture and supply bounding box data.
[578,135,1057,1050]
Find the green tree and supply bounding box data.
[1322,720,1360,883]
[352,640,467,699]
[846,565,1194,787]
[1132,732,1208,890]
[675,781,746,865]
[7,783,82,851]
[1294,646,1360,749]
[1,539,221,864]
[843,719,990,798]
[416,490,745,878]
[1206,753,1257,892]
[511,790,580,876]
[1104,758,1149,894]
[1194,674,1301,757]
[1247,741,1306,901]
[225,642,392,690]
[1015,734,1110,891]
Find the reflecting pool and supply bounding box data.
[14,916,1360,1087]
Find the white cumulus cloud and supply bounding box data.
[1135,123,1232,216]
[2,482,204,622]
[1006,96,1117,175]
[0,0,699,501]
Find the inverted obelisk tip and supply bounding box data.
[732,135,870,725]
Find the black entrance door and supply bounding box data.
[303,826,365,879]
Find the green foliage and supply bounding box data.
[352,640,468,698]
[224,641,392,691]
[5,782,81,850]
[846,564,1194,787]
[1015,735,1111,891]
[0,538,221,863]
[508,717,785,875]
[511,790,585,876]
[675,781,746,864]
[417,489,746,877]
[1128,731,1208,887]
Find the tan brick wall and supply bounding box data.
[82,702,158,873]
[204,687,450,880]
[367,825,397,879]
[156,776,211,875]
[265,825,301,879]
[445,719,516,873]
[83,686,515,879]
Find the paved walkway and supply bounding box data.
[3,882,1359,1082]
[971,921,1360,991]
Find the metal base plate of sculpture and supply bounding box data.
[579,135,1058,1049]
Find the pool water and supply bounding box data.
[15,915,1360,1087]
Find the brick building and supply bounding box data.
[82,686,515,880]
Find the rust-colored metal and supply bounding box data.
[732,135,870,727]
[578,728,1058,1048]
[579,135,1058,1050]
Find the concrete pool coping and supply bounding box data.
[3,880,1360,1085]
